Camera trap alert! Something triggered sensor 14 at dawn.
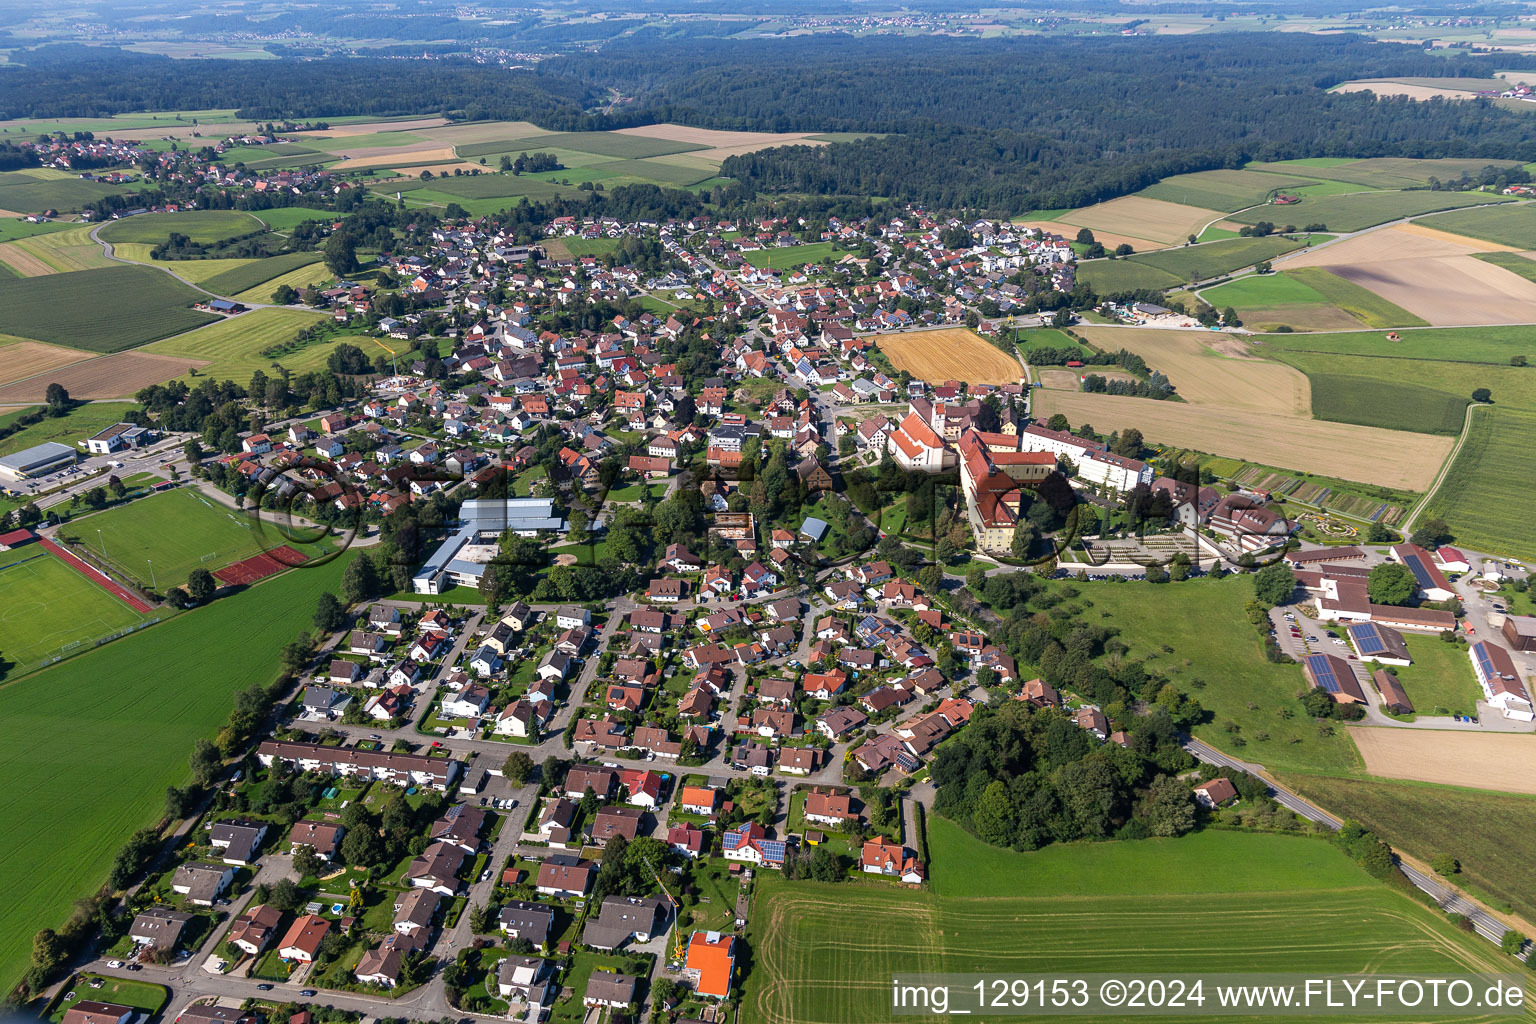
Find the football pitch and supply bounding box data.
[0,546,149,671]
[742,819,1514,1024]
[71,488,317,587]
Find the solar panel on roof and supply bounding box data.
[1350,623,1389,655]
[1306,654,1342,693]
[1403,553,1435,589]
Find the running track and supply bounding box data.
[36,536,154,613]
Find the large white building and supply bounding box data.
[1018,422,1151,492]
[413,497,566,593]
[886,411,954,473]
[1470,640,1534,721]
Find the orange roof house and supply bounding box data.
[684,930,737,999]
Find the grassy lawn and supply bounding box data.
[1202,270,1335,309]
[1417,200,1536,249]
[743,241,839,270]
[68,487,327,587]
[1272,351,1536,419]
[1072,575,1362,774]
[1278,774,1536,923]
[0,401,139,457]
[1128,234,1314,280]
[1386,635,1482,717]
[198,252,322,296]
[1420,406,1536,564]
[549,951,641,1023]
[255,208,339,232]
[0,551,357,992]
[0,543,151,672]
[743,815,1507,1023]
[680,858,741,933]
[1305,373,1468,435]
[51,974,169,1020]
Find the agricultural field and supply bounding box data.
[1247,157,1525,190]
[0,543,151,673]
[1270,351,1536,419]
[69,487,322,587]
[1032,388,1452,490]
[0,170,131,214]
[0,401,139,457]
[876,328,1022,385]
[1229,189,1511,233]
[1281,267,1429,329]
[0,352,205,404]
[1306,373,1469,435]
[0,219,74,244]
[197,252,322,296]
[1417,201,1536,249]
[1056,195,1224,247]
[1200,271,1370,332]
[1472,251,1536,283]
[0,550,354,993]
[1073,575,1361,773]
[1350,726,1536,796]
[1137,168,1325,211]
[230,262,334,306]
[1070,326,1312,416]
[1012,327,1087,355]
[1073,258,1181,293]
[743,817,1508,1024]
[1125,233,1314,281]
[0,265,217,352]
[1279,774,1536,924]
[0,339,94,390]
[98,210,264,246]
[0,224,115,276]
[1257,323,1536,366]
[139,307,341,383]
[1222,462,1411,524]
[466,130,707,160]
[1420,406,1536,564]
[742,241,839,270]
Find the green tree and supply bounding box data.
[341,553,379,605]
[323,233,358,276]
[1430,853,1460,877]
[189,737,222,787]
[1140,774,1196,837]
[314,591,346,633]
[293,845,325,879]
[1252,562,1295,606]
[44,382,70,413]
[187,568,216,605]
[1501,930,1527,956]
[1410,517,1449,549]
[268,877,304,912]
[971,780,1016,846]
[1367,562,1417,606]
[503,751,535,785]
[1472,387,1492,403]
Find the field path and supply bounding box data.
[1400,401,1488,536]
[87,224,280,308]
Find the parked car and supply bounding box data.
[106,960,123,969]
[258,984,274,991]
[300,990,317,997]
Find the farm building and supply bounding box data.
[1501,615,1536,653]
[1346,622,1411,666]
[1372,670,1414,715]
[1302,652,1367,705]
[1469,641,1534,721]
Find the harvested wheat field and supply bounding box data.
[1073,326,1312,415]
[299,117,450,139]
[1280,224,1512,268]
[1333,81,1484,101]
[1015,219,1161,252]
[0,243,55,277]
[877,328,1022,385]
[420,121,544,147]
[336,148,486,174]
[614,123,821,152]
[0,340,94,386]
[1351,727,1536,795]
[0,351,207,402]
[1330,256,1536,326]
[1033,390,1451,490]
[1037,369,1082,389]
[1056,196,1226,247]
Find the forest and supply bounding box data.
[7,33,1536,213]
